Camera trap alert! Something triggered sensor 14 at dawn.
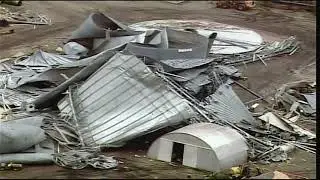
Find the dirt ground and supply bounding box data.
[0,1,316,179]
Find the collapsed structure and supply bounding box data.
[0,12,315,173]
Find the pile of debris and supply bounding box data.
[0,4,51,35]
[0,12,315,175]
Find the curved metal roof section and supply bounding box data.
[167,123,247,151]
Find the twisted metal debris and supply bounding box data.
[0,12,313,171]
[52,150,118,170]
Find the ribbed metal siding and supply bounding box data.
[203,84,255,124]
[58,53,195,147]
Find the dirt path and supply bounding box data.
[0,1,316,179]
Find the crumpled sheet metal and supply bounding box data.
[278,92,315,116]
[203,83,256,125]
[171,67,207,82]
[0,138,55,164]
[128,19,263,54]
[184,73,211,94]
[2,115,44,126]
[302,93,316,110]
[57,49,115,68]
[1,69,37,89]
[41,117,82,147]
[0,153,53,164]
[58,53,196,147]
[125,28,217,72]
[0,88,38,107]
[92,35,137,54]
[214,65,240,77]
[258,112,292,132]
[159,58,215,72]
[0,123,46,154]
[1,67,81,90]
[15,50,80,69]
[52,150,118,169]
[68,12,137,41]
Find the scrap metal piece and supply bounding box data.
[15,50,80,69]
[183,73,211,94]
[0,123,46,154]
[203,83,256,125]
[0,138,55,164]
[128,19,263,55]
[30,50,116,110]
[159,58,215,72]
[147,123,248,172]
[9,67,82,89]
[68,12,136,41]
[52,150,118,170]
[302,93,316,110]
[278,92,315,116]
[0,88,37,107]
[125,28,216,60]
[171,67,207,82]
[258,112,292,132]
[125,28,217,72]
[58,52,196,147]
[0,153,53,164]
[92,35,137,54]
[2,116,44,126]
[280,117,316,139]
[214,65,241,77]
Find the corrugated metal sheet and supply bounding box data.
[0,88,38,107]
[203,84,256,124]
[58,52,196,147]
[15,50,79,68]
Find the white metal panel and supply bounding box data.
[147,123,248,172]
[182,145,198,168]
[157,139,173,162]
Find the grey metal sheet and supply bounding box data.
[93,35,137,54]
[15,50,79,68]
[303,93,316,110]
[0,88,38,107]
[184,74,211,94]
[57,49,115,68]
[160,58,214,71]
[3,67,81,89]
[0,153,53,164]
[0,123,46,154]
[203,84,256,124]
[69,12,136,41]
[125,28,216,63]
[58,52,196,147]
[171,67,207,82]
[214,65,239,76]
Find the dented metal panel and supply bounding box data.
[58,53,196,147]
[203,84,256,124]
[15,50,79,68]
